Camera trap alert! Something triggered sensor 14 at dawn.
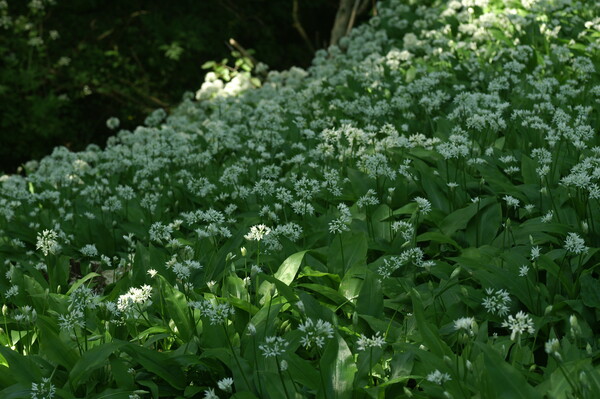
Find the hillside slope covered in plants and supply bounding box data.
[1,0,600,398]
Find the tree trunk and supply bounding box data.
[330,0,372,46]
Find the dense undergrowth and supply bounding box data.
[1,0,600,398]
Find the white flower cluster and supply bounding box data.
[502,311,535,341]
[298,318,334,349]
[188,299,234,325]
[259,335,289,358]
[36,229,60,256]
[482,288,511,316]
[357,331,385,351]
[117,285,153,317]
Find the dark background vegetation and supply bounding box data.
[0,0,346,174]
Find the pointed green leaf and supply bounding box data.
[274,250,308,285]
[319,334,357,399]
[70,341,127,388]
[477,342,542,399]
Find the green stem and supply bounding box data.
[276,355,292,399]
[224,324,251,390]
[338,233,346,276]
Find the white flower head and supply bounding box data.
[31,377,56,399]
[518,265,529,277]
[259,336,289,357]
[482,288,511,316]
[298,318,334,349]
[545,338,562,361]
[244,224,271,241]
[453,317,476,336]
[203,388,219,399]
[357,331,386,351]
[414,197,432,215]
[217,377,234,392]
[426,369,452,385]
[564,232,588,255]
[502,311,535,341]
[36,229,60,256]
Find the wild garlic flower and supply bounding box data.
[426,370,452,385]
[453,317,476,336]
[106,117,120,130]
[244,224,271,241]
[530,246,541,261]
[69,285,100,311]
[356,189,379,208]
[545,338,562,361]
[298,318,334,349]
[280,359,288,371]
[36,229,60,256]
[117,285,153,317]
[391,220,414,242]
[414,197,432,215]
[502,311,535,341]
[4,285,19,298]
[31,377,56,399]
[482,288,511,316]
[203,388,219,399]
[378,256,404,279]
[541,210,553,223]
[518,265,529,277]
[259,336,289,357]
[149,222,173,244]
[80,244,98,257]
[58,310,84,332]
[14,305,37,325]
[329,203,352,234]
[357,331,386,351]
[503,195,520,209]
[564,232,588,255]
[217,377,234,392]
[189,299,234,325]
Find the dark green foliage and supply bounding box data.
[0,0,339,173]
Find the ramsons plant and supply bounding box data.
[1,0,600,398]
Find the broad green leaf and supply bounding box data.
[0,384,33,399]
[580,273,600,308]
[439,197,495,236]
[299,283,353,310]
[372,204,393,242]
[66,272,101,295]
[231,392,260,399]
[477,342,542,399]
[0,347,42,384]
[36,315,78,370]
[70,341,127,388]
[465,200,502,246]
[121,342,186,390]
[391,202,417,217]
[286,353,320,391]
[226,296,259,315]
[319,334,357,399]
[328,231,367,277]
[259,273,299,305]
[159,276,194,341]
[339,265,366,305]
[356,270,383,318]
[109,357,135,390]
[416,232,460,249]
[274,250,308,285]
[88,388,134,399]
[410,289,452,357]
